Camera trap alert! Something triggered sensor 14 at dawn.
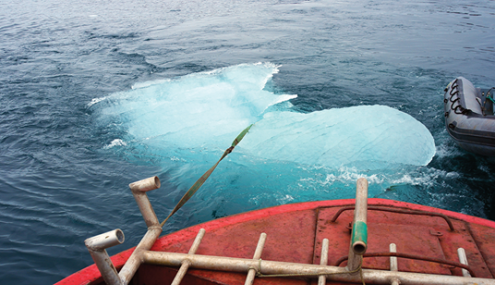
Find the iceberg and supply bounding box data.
[90,63,436,209]
[92,63,435,170]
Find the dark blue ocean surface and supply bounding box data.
[1,0,495,284]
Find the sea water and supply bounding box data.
[1,0,495,284]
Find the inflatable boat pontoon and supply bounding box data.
[444,77,495,156]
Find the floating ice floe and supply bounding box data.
[91,62,435,171]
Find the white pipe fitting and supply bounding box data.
[129,176,161,227]
[129,176,160,192]
[85,229,125,251]
[85,229,125,285]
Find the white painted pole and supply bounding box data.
[318,238,329,285]
[347,178,368,271]
[457,248,471,278]
[389,243,399,285]
[244,233,267,285]
[142,251,495,285]
[171,228,206,285]
[129,176,161,227]
[119,176,163,285]
[85,229,125,285]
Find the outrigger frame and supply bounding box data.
[84,177,495,285]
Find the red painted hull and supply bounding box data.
[56,198,495,285]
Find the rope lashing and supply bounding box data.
[160,124,254,228]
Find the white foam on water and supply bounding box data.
[131,78,172,90]
[389,168,460,187]
[103,139,127,149]
[88,97,107,107]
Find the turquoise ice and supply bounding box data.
[240,105,435,169]
[92,63,435,170]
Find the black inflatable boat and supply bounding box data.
[444,77,495,156]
